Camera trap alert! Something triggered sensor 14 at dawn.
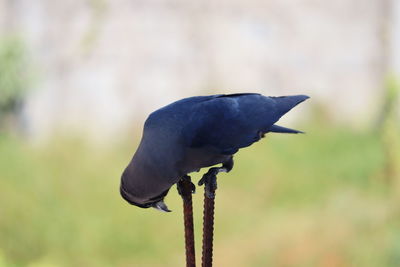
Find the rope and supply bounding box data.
[179,177,196,267]
[201,186,216,267]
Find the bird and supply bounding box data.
[120,93,309,212]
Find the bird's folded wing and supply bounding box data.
[185,94,309,155]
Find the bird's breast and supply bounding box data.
[178,146,231,174]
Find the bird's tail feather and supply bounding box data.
[273,95,310,116]
[269,124,304,134]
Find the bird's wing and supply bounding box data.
[185,94,309,154]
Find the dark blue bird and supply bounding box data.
[120,93,309,211]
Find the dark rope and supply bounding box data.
[179,177,196,267]
[201,185,216,267]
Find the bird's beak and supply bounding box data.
[152,200,172,212]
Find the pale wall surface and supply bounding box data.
[0,0,395,139]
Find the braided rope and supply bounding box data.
[201,188,216,267]
[180,178,196,267]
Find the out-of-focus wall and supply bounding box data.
[0,0,396,139]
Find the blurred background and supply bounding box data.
[1,0,400,266]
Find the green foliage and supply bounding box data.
[0,36,28,114]
[378,76,400,189]
[0,127,398,266]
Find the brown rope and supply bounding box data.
[179,177,196,267]
[201,187,216,267]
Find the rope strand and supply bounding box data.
[201,187,216,267]
[180,177,196,267]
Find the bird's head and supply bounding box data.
[120,180,171,212]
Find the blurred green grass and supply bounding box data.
[0,125,399,267]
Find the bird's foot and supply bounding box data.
[198,167,221,198]
[177,175,196,196]
[198,157,234,198]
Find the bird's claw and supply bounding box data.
[198,167,219,198]
[177,175,196,195]
[205,180,217,198]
